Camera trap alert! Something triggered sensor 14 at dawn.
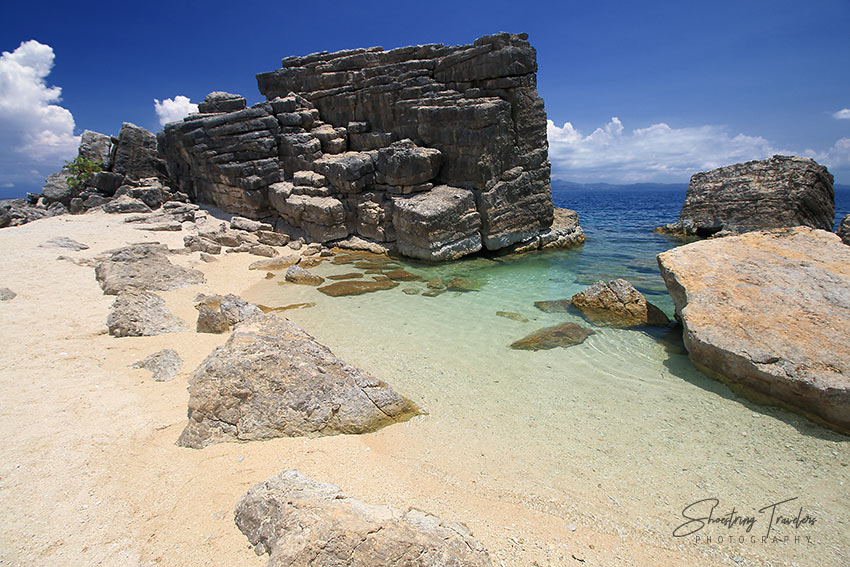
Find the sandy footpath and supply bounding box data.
[0,210,707,566]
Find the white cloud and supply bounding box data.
[547,117,792,183]
[0,40,80,190]
[154,95,197,126]
[833,109,850,120]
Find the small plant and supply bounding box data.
[64,156,101,189]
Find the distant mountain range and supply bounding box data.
[552,180,850,193]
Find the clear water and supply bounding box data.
[243,186,850,565]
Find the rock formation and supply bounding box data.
[657,227,850,433]
[193,293,261,333]
[571,279,669,328]
[235,469,493,567]
[158,33,583,261]
[177,313,417,448]
[658,155,834,237]
[837,214,850,245]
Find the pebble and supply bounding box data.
[566,524,576,532]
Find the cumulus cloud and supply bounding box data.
[154,95,197,126]
[833,109,850,120]
[547,117,791,183]
[0,40,80,190]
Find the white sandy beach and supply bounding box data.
[0,210,839,567]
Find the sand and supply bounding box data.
[0,209,749,566]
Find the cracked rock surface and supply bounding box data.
[177,313,418,448]
[235,469,493,567]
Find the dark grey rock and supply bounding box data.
[94,244,205,295]
[103,195,153,214]
[41,170,73,205]
[837,214,849,245]
[177,313,418,448]
[0,287,16,301]
[197,91,247,114]
[107,288,188,337]
[113,122,167,180]
[235,469,492,567]
[131,348,182,381]
[77,130,112,170]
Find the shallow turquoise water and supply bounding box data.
[243,186,850,566]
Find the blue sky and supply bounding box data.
[1,0,848,197]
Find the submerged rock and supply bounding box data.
[497,311,529,322]
[657,227,850,433]
[533,299,572,313]
[326,272,364,280]
[107,288,188,337]
[510,322,595,351]
[131,349,182,382]
[317,279,398,297]
[659,155,834,237]
[571,279,669,328]
[95,244,205,294]
[235,469,492,567]
[177,313,417,448]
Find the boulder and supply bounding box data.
[313,151,376,193]
[113,123,167,180]
[183,235,222,255]
[103,195,152,214]
[837,214,850,245]
[176,313,417,447]
[41,170,73,205]
[571,279,669,328]
[231,215,272,232]
[661,155,834,237]
[235,469,492,567]
[657,227,850,433]
[194,293,262,333]
[106,288,188,337]
[248,255,301,270]
[90,171,124,196]
[284,265,324,285]
[539,208,586,249]
[77,130,112,170]
[256,230,289,247]
[392,186,482,261]
[94,244,205,295]
[375,140,442,186]
[131,349,182,382]
[510,322,595,350]
[197,91,246,114]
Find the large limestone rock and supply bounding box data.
[113,123,167,180]
[392,185,482,261]
[177,313,417,448]
[107,289,188,337]
[235,469,492,567]
[657,227,850,433]
[94,244,205,295]
[41,170,74,206]
[571,279,669,328]
[660,155,834,237]
[157,33,577,261]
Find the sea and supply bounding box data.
[241,182,849,565]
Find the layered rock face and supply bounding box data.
[657,227,850,433]
[159,33,575,260]
[659,155,834,237]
